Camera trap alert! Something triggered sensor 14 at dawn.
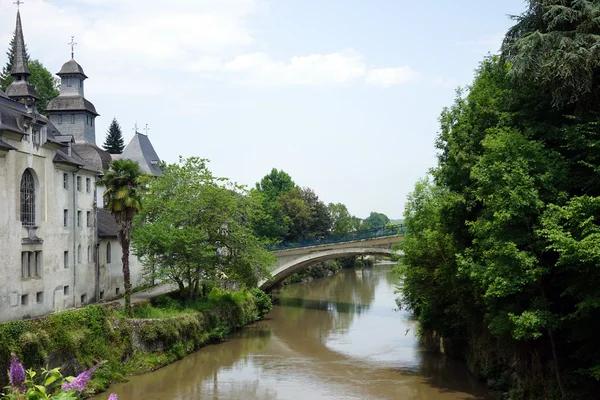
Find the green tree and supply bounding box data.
[97,159,145,316]
[399,35,600,395]
[361,212,389,230]
[502,0,600,109]
[327,203,354,234]
[251,168,296,240]
[133,157,274,300]
[279,187,312,241]
[102,118,125,154]
[255,168,295,200]
[300,187,332,238]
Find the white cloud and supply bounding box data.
[0,0,262,97]
[222,50,367,85]
[185,51,418,87]
[365,67,420,88]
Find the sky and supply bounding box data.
[0,0,528,220]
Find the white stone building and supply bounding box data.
[0,11,160,322]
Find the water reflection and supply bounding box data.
[96,266,489,400]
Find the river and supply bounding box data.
[95,265,489,399]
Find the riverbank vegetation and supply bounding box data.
[397,1,600,399]
[0,288,271,399]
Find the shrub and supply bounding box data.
[251,288,272,317]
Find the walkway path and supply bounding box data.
[116,283,178,306]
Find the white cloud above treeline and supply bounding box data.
[0,0,416,90]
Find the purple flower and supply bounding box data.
[9,353,25,390]
[108,394,118,400]
[61,362,102,392]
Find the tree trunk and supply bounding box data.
[117,212,133,317]
[192,280,200,301]
[548,329,566,398]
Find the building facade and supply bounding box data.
[0,10,160,322]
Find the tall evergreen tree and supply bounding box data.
[103,118,125,154]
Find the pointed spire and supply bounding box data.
[11,10,30,77]
[6,9,38,104]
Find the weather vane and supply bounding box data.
[143,124,150,136]
[68,36,77,60]
[13,0,23,9]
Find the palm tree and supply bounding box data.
[97,159,145,316]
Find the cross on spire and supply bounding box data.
[143,124,150,136]
[68,36,77,60]
[13,0,23,10]
[133,122,139,133]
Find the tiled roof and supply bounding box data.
[0,105,27,136]
[0,138,17,151]
[98,208,118,238]
[53,149,84,167]
[6,80,38,100]
[72,143,112,171]
[121,132,162,175]
[46,95,99,116]
[57,59,88,78]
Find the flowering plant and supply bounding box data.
[2,354,117,400]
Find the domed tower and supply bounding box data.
[47,56,99,144]
[5,10,38,108]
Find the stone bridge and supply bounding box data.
[260,233,404,291]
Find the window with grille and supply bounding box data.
[76,176,81,191]
[20,170,35,226]
[106,242,112,264]
[87,246,91,263]
[86,178,90,193]
[63,209,68,227]
[63,173,68,189]
[77,211,81,227]
[77,245,81,263]
[64,251,69,268]
[87,211,92,227]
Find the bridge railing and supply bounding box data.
[266,224,405,251]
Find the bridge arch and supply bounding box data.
[259,247,393,291]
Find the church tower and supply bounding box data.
[5,10,38,107]
[47,47,99,144]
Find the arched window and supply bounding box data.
[106,242,111,264]
[20,170,35,226]
[77,245,81,263]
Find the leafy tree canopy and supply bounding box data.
[133,157,274,300]
[361,212,390,231]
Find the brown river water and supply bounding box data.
[95,265,489,400]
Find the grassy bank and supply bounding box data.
[0,288,272,397]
